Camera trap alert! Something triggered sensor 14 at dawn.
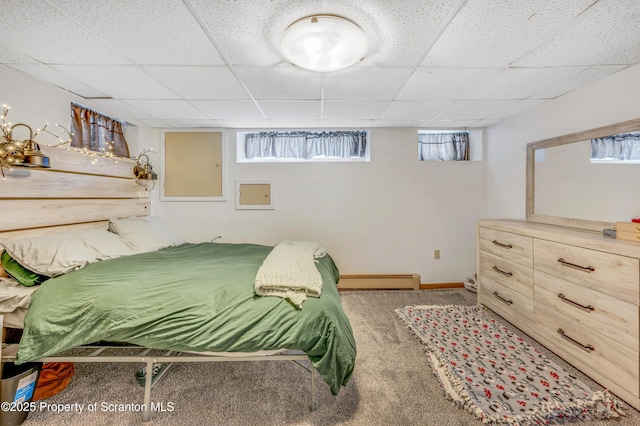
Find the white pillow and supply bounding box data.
[0,228,134,277]
[108,216,185,254]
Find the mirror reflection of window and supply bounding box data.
[591,132,640,163]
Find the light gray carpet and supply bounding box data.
[22,289,640,425]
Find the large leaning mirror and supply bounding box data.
[526,117,640,232]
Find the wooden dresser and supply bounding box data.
[477,219,640,410]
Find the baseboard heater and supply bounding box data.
[338,274,420,290]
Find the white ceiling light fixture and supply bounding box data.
[281,15,368,73]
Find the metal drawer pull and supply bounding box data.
[557,258,595,273]
[492,240,513,249]
[557,293,595,312]
[492,266,513,277]
[557,328,595,352]
[492,291,513,305]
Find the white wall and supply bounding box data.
[149,127,487,283]
[0,65,148,154]
[1,64,487,284]
[485,63,640,220]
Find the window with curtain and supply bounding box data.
[239,130,369,162]
[591,132,640,163]
[70,103,130,157]
[418,131,469,161]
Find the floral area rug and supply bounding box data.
[395,304,624,425]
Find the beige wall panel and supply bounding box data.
[0,169,147,199]
[164,132,222,197]
[0,199,149,232]
[239,184,271,205]
[40,145,136,178]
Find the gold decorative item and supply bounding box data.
[1,107,52,177]
[132,149,158,190]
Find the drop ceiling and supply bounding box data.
[1,0,639,129]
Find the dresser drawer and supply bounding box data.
[478,275,534,332]
[479,227,532,267]
[617,222,640,233]
[534,239,640,305]
[617,231,640,243]
[534,270,639,350]
[533,302,639,399]
[479,251,533,298]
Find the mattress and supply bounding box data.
[15,242,356,395]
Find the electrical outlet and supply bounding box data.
[434,249,440,260]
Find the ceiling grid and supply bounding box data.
[0,0,638,129]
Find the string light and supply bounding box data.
[1,103,128,178]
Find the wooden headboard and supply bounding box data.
[0,144,150,239]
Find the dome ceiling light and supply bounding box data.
[280,15,368,73]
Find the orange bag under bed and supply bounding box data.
[33,362,75,400]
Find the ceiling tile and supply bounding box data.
[471,118,501,127]
[437,99,521,121]
[138,119,172,128]
[159,119,222,128]
[371,119,425,128]
[421,119,483,128]
[396,67,502,100]
[7,64,109,99]
[52,0,225,65]
[465,67,588,100]
[144,66,249,100]
[52,65,178,99]
[0,45,38,64]
[188,0,296,67]
[320,119,375,128]
[514,0,640,67]
[258,101,321,120]
[324,67,414,101]
[378,100,452,121]
[191,100,265,120]
[350,0,466,67]
[483,99,548,120]
[603,43,640,66]
[268,119,323,129]
[323,102,390,120]
[85,99,155,122]
[2,0,640,129]
[0,1,129,65]
[235,66,322,100]
[530,65,628,99]
[122,100,208,120]
[422,0,596,68]
[216,119,272,129]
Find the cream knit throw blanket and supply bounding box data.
[254,240,326,308]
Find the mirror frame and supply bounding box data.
[526,116,640,232]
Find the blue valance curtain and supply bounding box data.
[418,132,469,161]
[245,131,367,159]
[591,132,640,161]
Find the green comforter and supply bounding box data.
[16,242,356,395]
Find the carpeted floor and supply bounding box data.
[21,289,640,425]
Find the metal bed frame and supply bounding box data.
[1,342,316,422]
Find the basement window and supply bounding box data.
[418,130,469,161]
[591,132,640,164]
[70,102,130,157]
[418,129,482,161]
[237,130,370,162]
